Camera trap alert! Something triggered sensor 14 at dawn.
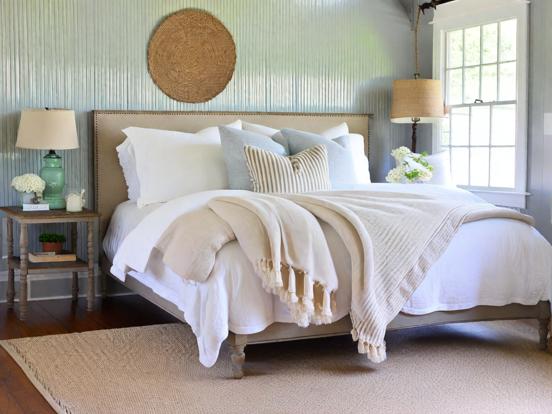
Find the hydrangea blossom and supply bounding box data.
[11,174,46,194]
[390,146,412,163]
[385,165,406,183]
[386,147,434,184]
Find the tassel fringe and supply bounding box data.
[256,259,334,328]
[256,258,385,363]
[256,258,386,363]
[287,267,298,303]
[350,318,387,363]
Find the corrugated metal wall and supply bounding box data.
[527,0,552,242]
[0,0,414,271]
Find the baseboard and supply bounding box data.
[0,266,131,302]
[0,265,101,282]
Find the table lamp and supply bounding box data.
[16,108,79,209]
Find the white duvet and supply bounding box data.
[107,184,552,367]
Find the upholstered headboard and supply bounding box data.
[93,110,370,237]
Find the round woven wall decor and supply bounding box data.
[147,9,236,103]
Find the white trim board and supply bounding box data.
[431,0,530,26]
[544,113,552,136]
[431,0,530,208]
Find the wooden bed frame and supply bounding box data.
[93,110,551,378]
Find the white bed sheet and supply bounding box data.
[104,195,552,366]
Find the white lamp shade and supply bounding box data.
[16,108,79,150]
[390,79,447,124]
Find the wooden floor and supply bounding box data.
[0,295,178,414]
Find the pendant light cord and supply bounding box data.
[414,0,456,77]
[414,5,422,79]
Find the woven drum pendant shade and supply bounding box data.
[390,79,446,123]
[147,9,236,103]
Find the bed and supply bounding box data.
[94,110,551,378]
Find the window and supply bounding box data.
[432,0,528,208]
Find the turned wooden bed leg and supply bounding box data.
[538,317,550,351]
[228,334,247,379]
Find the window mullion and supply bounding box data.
[444,32,448,71]
[468,106,472,185]
[479,25,483,101]
[491,23,499,187]
[449,113,452,171]
[496,21,501,101]
[497,20,501,62]
[462,28,466,104]
[488,104,493,186]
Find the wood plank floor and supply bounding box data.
[0,296,178,414]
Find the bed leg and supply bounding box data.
[228,334,247,379]
[538,317,550,351]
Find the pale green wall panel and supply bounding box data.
[0,0,415,267]
[527,0,552,242]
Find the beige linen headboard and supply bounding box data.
[93,110,370,237]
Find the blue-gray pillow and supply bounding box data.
[277,129,358,189]
[219,126,288,190]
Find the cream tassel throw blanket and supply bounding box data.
[152,191,533,363]
[159,194,338,327]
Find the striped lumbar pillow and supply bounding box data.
[244,144,331,193]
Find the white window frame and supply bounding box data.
[432,0,529,208]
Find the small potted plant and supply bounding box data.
[39,233,66,254]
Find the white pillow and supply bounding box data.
[241,121,278,136]
[241,121,349,139]
[334,133,371,184]
[116,138,141,201]
[197,119,242,141]
[117,120,241,201]
[425,151,455,186]
[320,122,350,139]
[121,127,229,207]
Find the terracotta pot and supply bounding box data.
[42,242,63,254]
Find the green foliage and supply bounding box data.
[39,233,66,243]
[404,170,422,180]
[407,152,434,172]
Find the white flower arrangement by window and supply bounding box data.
[11,173,46,194]
[386,146,433,184]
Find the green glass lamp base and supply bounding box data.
[40,150,66,210]
[43,195,66,209]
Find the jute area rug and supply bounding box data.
[1,321,551,414]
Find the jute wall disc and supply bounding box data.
[147,9,236,103]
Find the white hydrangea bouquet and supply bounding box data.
[386,146,433,184]
[11,173,46,204]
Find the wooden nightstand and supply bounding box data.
[0,207,100,320]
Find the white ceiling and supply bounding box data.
[396,0,437,26]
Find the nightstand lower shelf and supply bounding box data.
[9,256,89,274]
